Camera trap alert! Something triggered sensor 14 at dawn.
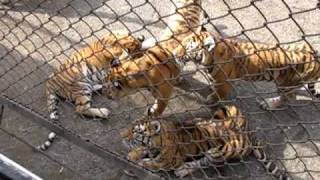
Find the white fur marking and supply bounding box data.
[92,84,103,91]
[50,112,58,120]
[141,37,157,50]
[258,96,283,110]
[150,100,158,113]
[48,132,56,141]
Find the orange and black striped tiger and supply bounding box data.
[121,105,290,179]
[102,0,203,117]
[102,40,183,117]
[141,0,203,50]
[172,27,319,109]
[47,31,144,121]
[39,31,144,151]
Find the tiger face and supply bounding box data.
[173,28,216,65]
[120,119,162,161]
[114,34,145,55]
[103,31,145,55]
[101,77,128,100]
[120,120,162,149]
[102,70,143,100]
[101,48,143,99]
[212,105,246,130]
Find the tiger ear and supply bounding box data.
[150,121,161,133]
[110,58,121,68]
[213,105,228,119]
[203,36,215,52]
[111,49,130,68]
[137,35,145,42]
[112,80,122,89]
[195,25,207,34]
[119,48,129,60]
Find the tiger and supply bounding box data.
[102,0,204,117]
[39,31,144,151]
[120,105,290,179]
[101,0,205,116]
[172,26,319,110]
[102,41,183,117]
[141,0,203,54]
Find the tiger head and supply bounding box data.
[103,31,145,56]
[212,105,246,130]
[102,70,145,100]
[101,47,146,99]
[120,118,163,160]
[173,27,216,65]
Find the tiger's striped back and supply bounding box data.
[176,105,290,179]
[208,38,319,84]
[174,29,319,106]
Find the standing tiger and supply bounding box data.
[172,27,319,109]
[39,31,144,151]
[121,105,290,179]
[141,0,203,50]
[102,0,203,117]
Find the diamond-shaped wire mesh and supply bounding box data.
[1,0,320,179]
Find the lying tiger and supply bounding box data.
[47,31,144,121]
[172,27,319,109]
[40,31,144,151]
[121,105,290,179]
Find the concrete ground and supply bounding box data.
[0,0,320,179]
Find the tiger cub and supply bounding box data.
[46,31,144,121]
[141,0,203,55]
[101,0,204,117]
[38,31,144,151]
[161,0,203,41]
[172,27,319,109]
[121,105,290,179]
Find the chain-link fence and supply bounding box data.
[1,0,320,179]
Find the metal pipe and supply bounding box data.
[0,154,43,180]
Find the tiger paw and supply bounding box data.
[138,158,155,169]
[256,96,284,110]
[49,112,59,121]
[174,166,194,178]
[204,94,219,106]
[98,108,111,119]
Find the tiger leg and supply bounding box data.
[75,95,110,119]
[175,146,225,178]
[257,88,297,110]
[127,146,149,162]
[253,141,291,180]
[308,81,320,98]
[138,158,170,171]
[147,82,173,117]
[257,96,285,110]
[206,82,232,106]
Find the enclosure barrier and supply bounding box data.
[1,0,320,179]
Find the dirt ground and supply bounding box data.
[1,0,320,179]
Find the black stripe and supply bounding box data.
[147,50,175,76]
